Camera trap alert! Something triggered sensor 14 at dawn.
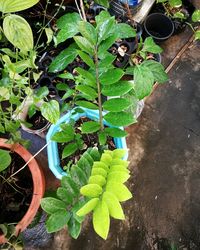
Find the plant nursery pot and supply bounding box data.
[0,139,45,244]
[46,108,128,179]
[143,13,174,42]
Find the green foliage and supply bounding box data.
[192,10,200,22]
[0,149,11,172]
[40,100,60,124]
[76,149,132,239]
[0,0,39,13]
[41,148,101,238]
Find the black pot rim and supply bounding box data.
[144,13,174,41]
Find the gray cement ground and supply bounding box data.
[23,35,200,249]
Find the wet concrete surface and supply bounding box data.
[22,38,200,249]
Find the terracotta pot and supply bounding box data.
[0,139,45,244]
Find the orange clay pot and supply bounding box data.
[0,138,45,244]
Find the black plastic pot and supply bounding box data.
[143,13,174,42]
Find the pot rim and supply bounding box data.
[0,139,45,243]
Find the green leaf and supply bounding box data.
[56,13,81,44]
[142,60,168,83]
[173,11,186,19]
[92,167,107,177]
[93,200,110,240]
[100,68,124,85]
[98,34,118,56]
[113,149,127,159]
[78,21,97,45]
[48,45,78,73]
[134,64,154,100]
[67,217,81,239]
[106,181,132,201]
[41,197,66,214]
[75,100,98,110]
[81,121,101,133]
[95,11,111,28]
[76,198,99,217]
[56,187,73,204]
[110,165,129,173]
[102,80,133,96]
[46,210,70,233]
[40,100,60,124]
[192,10,200,22]
[0,149,11,172]
[71,200,86,223]
[77,156,91,178]
[94,0,109,7]
[78,50,95,68]
[115,23,136,38]
[74,36,94,54]
[107,171,130,183]
[80,184,102,197]
[110,159,129,167]
[104,127,127,137]
[76,67,96,87]
[61,176,79,197]
[169,0,182,7]
[103,191,125,219]
[35,86,49,99]
[45,27,53,44]
[98,53,116,71]
[3,14,33,53]
[0,0,39,13]
[104,111,136,126]
[87,148,101,161]
[51,124,74,143]
[103,98,132,112]
[62,143,78,159]
[82,151,94,166]
[89,175,106,186]
[97,16,115,44]
[93,162,109,172]
[98,131,107,145]
[76,85,98,100]
[142,37,163,54]
[70,165,88,187]
[101,153,112,164]
[194,30,200,40]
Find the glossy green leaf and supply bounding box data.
[142,60,168,83]
[101,153,112,164]
[77,156,91,178]
[70,165,88,187]
[93,200,110,239]
[46,210,70,233]
[61,176,79,197]
[51,124,74,143]
[88,148,101,161]
[48,45,78,73]
[113,148,127,159]
[45,27,53,44]
[56,187,73,204]
[100,68,124,85]
[81,121,100,133]
[80,184,102,197]
[0,0,39,13]
[56,13,81,44]
[103,191,125,219]
[107,171,130,183]
[104,127,127,137]
[75,100,98,110]
[142,37,163,53]
[103,98,132,112]
[194,30,200,40]
[97,16,115,45]
[0,149,11,172]
[110,159,129,167]
[94,0,109,7]
[98,130,107,145]
[67,216,81,239]
[74,36,94,54]
[40,100,60,124]
[134,64,154,100]
[106,181,132,201]
[169,0,182,7]
[82,151,94,166]
[78,21,97,45]
[89,175,106,186]
[102,80,133,96]
[98,34,118,56]
[76,67,96,87]
[92,167,107,177]
[3,14,33,52]
[62,143,78,159]
[110,165,129,173]
[77,50,95,68]
[93,162,109,172]
[76,198,99,217]
[104,111,136,126]
[41,197,66,214]
[76,85,98,100]
[115,23,136,38]
[192,9,200,22]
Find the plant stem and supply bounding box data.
[7,140,51,180]
[94,47,104,131]
[80,0,87,21]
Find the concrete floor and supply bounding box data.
[22,31,200,249]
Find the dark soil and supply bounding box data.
[27,111,48,130]
[0,151,33,224]
[58,117,116,169]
